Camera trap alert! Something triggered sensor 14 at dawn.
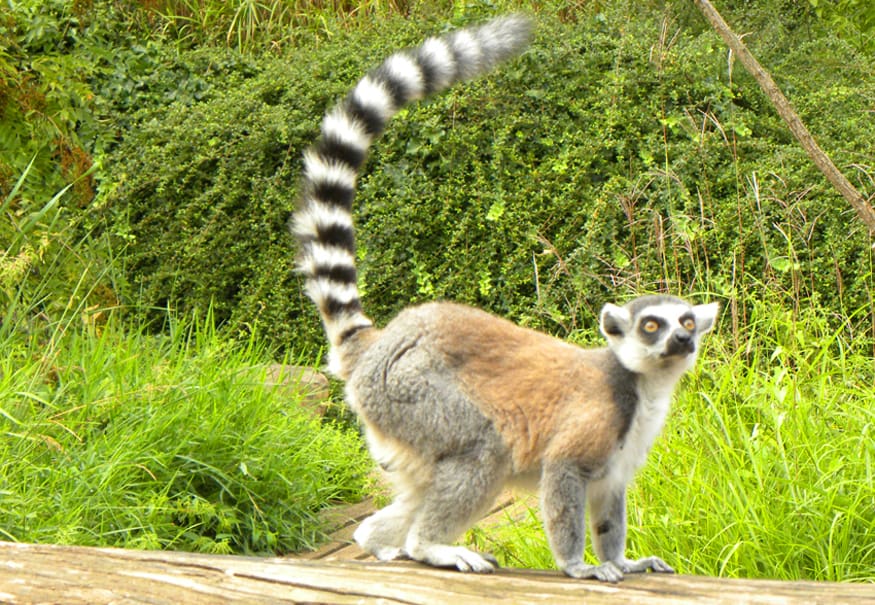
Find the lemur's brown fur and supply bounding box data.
[431,303,624,472]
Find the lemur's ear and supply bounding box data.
[600,303,631,338]
[693,302,719,334]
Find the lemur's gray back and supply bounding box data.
[292,16,532,376]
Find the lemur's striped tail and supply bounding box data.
[292,15,532,375]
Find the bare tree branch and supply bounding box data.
[693,0,875,238]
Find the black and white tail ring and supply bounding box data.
[292,15,532,373]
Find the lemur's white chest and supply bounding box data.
[605,374,678,485]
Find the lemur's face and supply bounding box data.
[600,295,718,374]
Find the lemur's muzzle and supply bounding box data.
[665,331,695,357]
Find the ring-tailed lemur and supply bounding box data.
[292,15,718,583]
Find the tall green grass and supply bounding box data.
[0,309,371,553]
[469,297,875,582]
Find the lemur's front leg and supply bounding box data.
[540,462,624,583]
[587,479,674,575]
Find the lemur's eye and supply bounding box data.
[682,317,696,331]
[642,319,660,333]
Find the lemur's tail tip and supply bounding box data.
[477,14,535,60]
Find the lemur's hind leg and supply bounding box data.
[404,446,509,573]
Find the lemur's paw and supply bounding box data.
[370,546,406,561]
[480,552,500,568]
[563,561,624,583]
[414,545,497,573]
[620,556,675,574]
[453,548,497,574]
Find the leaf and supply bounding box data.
[486,200,506,222]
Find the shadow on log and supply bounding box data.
[1,541,874,604]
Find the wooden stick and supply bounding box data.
[693,0,875,237]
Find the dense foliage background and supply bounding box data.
[2,0,873,353]
[1,0,873,580]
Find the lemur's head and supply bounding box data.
[600,295,718,375]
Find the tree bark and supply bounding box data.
[693,0,875,238]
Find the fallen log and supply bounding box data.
[1,541,873,604]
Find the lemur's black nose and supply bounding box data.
[666,331,694,356]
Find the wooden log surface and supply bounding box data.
[1,541,874,604]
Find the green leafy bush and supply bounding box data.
[0,0,98,206]
[359,11,875,336]
[94,20,453,352]
[808,0,875,52]
[97,9,874,356]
